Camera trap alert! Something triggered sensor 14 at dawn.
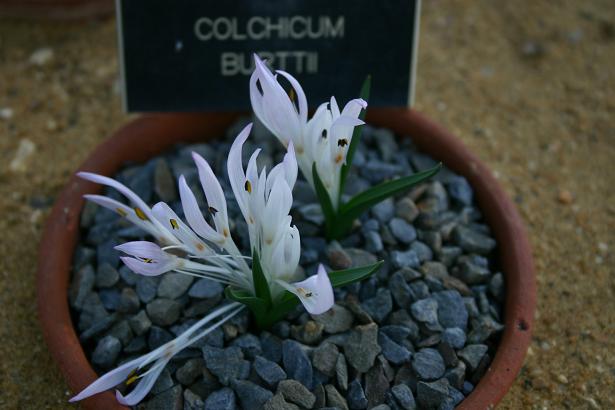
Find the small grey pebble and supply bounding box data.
[205,387,237,410]
[95,263,119,288]
[92,335,121,369]
[412,348,446,381]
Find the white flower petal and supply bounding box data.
[151,202,210,254]
[178,175,224,244]
[276,70,308,124]
[69,357,142,402]
[192,152,230,235]
[278,264,334,315]
[115,360,169,406]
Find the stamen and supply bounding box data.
[321,129,327,139]
[208,206,218,215]
[116,208,127,217]
[195,243,205,251]
[256,79,264,96]
[335,154,343,164]
[288,88,295,102]
[124,368,139,386]
[297,287,314,298]
[134,207,148,221]
[337,138,348,147]
[141,258,153,263]
[244,180,252,193]
[170,219,179,230]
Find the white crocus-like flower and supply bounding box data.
[70,302,244,406]
[250,53,367,209]
[73,124,336,406]
[78,123,333,314]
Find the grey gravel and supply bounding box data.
[95,263,119,288]
[417,379,450,409]
[441,327,467,349]
[433,290,468,330]
[389,218,417,244]
[92,335,121,369]
[176,358,204,385]
[326,384,349,410]
[453,226,496,255]
[410,298,442,332]
[365,361,389,408]
[232,380,273,410]
[313,304,354,333]
[157,273,193,299]
[391,383,416,410]
[282,340,313,389]
[412,348,446,381]
[390,250,420,269]
[136,276,158,303]
[344,323,381,373]
[146,298,181,326]
[143,384,183,410]
[458,344,488,372]
[277,379,316,409]
[205,387,236,410]
[118,287,140,313]
[254,355,287,388]
[188,278,224,299]
[264,394,299,410]
[313,342,339,376]
[203,346,250,385]
[378,332,411,365]
[348,379,368,409]
[362,288,393,322]
[336,353,349,391]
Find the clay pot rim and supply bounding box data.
[37,108,535,410]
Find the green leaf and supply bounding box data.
[312,163,337,236]
[251,250,272,307]
[224,286,268,318]
[328,261,383,288]
[340,163,442,225]
[340,75,371,192]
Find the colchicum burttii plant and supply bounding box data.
[70,54,439,406]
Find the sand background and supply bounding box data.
[0,0,613,408]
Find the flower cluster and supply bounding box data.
[71,54,438,406]
[250,54,367,210]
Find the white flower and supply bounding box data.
[70,302,244,406]
[78,123,334,315]
[250,53,367,209]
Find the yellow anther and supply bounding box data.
[125,374,139,386]
[170,218,179,230]
[134,207,148,221]
[116,208,127,217]
[142,258,153,264]
[245,180,252,193]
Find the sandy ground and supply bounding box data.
[0,1,613,408]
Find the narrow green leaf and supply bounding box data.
[340,75,371,192]
[312,163,337,236]
[251,250,272,307]
[224,286,268,317]
[340,163,442,225]
[328,261,383,288]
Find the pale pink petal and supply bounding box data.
[69,357,142,402]
[277,264,334,315]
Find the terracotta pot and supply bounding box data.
[37,109,535,409]
[0,0,113,20]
